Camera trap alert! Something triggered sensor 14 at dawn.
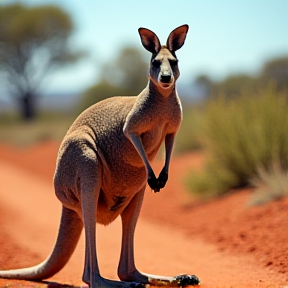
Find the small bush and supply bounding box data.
[249,162,288,206]
[175,105,203,153]
[186,87,288,198]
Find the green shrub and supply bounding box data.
[186,87,288,198]
[175,105,204,153]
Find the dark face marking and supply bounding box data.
[149,47,180,89]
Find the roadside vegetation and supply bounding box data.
[178,55,288,204]
[0,111,75,146]
[174,105,203,153]
[184,87,288,201]
[248,161,288,206]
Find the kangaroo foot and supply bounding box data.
[118,269,149,284]
[174,274,200,286]
[85,275,145,288]
[148,274,200,287]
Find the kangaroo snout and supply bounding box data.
[160,74,172,84]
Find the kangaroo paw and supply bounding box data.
[148,172,160,192]
[156,170,168,190]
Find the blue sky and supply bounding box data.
[1,0,288,96]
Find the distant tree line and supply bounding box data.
[195,56,288,98]
[1,3,287,121]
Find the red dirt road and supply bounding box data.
[0,142,287,288]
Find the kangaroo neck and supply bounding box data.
[147,80,176,100]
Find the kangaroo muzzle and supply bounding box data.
[160,73,172,84]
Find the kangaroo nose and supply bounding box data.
[160,74,171,83]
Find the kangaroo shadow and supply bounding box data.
[42,280,85,288]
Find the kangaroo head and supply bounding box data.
[138,24,189,93]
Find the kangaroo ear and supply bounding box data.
[138,27,161,54]
[166,24,189,52]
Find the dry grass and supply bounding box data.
[249,161,288,206]
[186,86,288,199]
[0,112,75,146]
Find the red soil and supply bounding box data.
[0,141,287,287]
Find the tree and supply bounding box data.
[194,74,214,98]
[214,74,258,97]
[102,47,148,94]
[0,4,82,120]
[80,46,148,111]
[260,56,288,91]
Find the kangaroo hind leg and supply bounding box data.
[118,187,148,284]
[80,158,143,288]
[118,187,200,287]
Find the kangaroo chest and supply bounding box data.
[141,123,168,159]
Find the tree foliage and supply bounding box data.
[213,74,258,96]
[196,56,288,98]
[260,56,288,91]
[80,46,148,112]
[0,3,82,120]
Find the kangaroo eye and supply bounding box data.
[152,59,161,68]
[169,59,178,66]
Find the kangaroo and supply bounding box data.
[0,25,200,288]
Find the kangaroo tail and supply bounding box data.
[0,206,83,280]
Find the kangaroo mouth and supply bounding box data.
[149,76,174,89]
[159,81,173,89]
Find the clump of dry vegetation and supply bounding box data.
[249,161,288,206]
[185,87,288,200]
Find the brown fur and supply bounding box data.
[0,25,198,288]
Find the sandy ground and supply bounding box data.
[0,141,287,288]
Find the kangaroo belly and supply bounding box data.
[96,190,126,225]
[96,197,122,225]
[96,185,143,226]
[95,161,146,225]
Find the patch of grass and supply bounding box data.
[0,111,75,146]
[186,86,288,198]
[175,105,204,154]
[248,161,288,206]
